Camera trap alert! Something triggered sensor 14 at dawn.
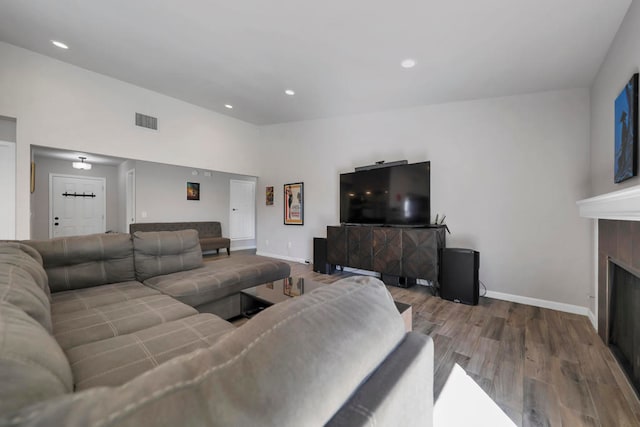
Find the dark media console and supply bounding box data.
[326,225,446,287]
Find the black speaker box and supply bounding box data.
[440,248,479,305]
[313,238,334,274]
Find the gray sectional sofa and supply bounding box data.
[0,231,434,426]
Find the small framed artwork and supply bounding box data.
[266,186,274,206]
[283,182,303,225]
[187,182,200,200]
[614,73,638,183]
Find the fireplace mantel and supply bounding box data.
[577,184,640,221]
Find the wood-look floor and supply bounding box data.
[209,253,640,426]
[287,264,640,427]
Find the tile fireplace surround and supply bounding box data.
[578,184,640,343]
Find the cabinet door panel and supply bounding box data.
[402,229,440,280]
[327,226,348,266]
[347,227,372,271]
[372,228,402,276]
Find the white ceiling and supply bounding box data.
[0,0,631,125]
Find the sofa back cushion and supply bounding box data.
[0,243,53,332]
[130,221,222,238]
[26,233,136,293]
[0,302,73,415]
[133,230,203,281]
[0,242,50,298]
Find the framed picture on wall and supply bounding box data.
[187,182,200,200]
[266,186,274,205]
[283,182,303,225]
[614,73,638,183]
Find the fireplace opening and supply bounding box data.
[609,260,640,398]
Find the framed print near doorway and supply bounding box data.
[284,182,303,225]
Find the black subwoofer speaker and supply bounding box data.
[313,238,334,274]
[440,248,479,305]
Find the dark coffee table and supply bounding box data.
[241,277,412,331]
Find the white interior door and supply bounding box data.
[50,174,106,238]
[125,169,136,232]
[0,141,16,239]
[229,179,256,240]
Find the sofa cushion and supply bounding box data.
[0,266,52,333]
[0,302,73,415]
[68,313,234,390]
[199,236,230,252]
[143,254,291,307]
[0,243,53,332]
[53,295,197,350]
[0,242,50,299]
[133,230,203,281]
[1,277,407,426]
[25,233,136,292]
[51,281,160,315]
[130,221,223,238]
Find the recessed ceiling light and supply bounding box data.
[224,104,233,109]
[51,40,69,49]
[284,89,295,96]
[401,58,416,69]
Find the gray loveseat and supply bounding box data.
[0,232,434,426]
[130,221,231,255]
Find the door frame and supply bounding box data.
[49,173,106,238]
[229,179,256,241]
[125,168,136,233]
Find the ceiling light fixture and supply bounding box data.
[284,89,295,96]
[224,104,233,109]
[401,58,416,69]
[72,156,92,170]
[51,40,69,49]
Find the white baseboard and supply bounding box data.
[484,290,589,316]
[255,253,593,320]
[256,251,308,264]
[588,310,597,330]
[230,245,257,251]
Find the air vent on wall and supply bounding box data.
[135,113,158,130]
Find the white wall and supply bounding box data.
[0,116,17,142]
[133,161,257,249]
[0,141,16,240]
[31,156,121,239]
[0,117,17,239]
[257,89,593,308]
[587,0,640,322]
[0,42,260,239]
[590,0,640,197]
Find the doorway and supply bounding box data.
[229,179,256,241]
[49,174,106,238]
[125,169,136,232]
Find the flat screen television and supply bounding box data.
[340,161,430,226]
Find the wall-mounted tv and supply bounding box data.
[340,161,430,226]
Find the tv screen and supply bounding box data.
[340,161,430,226]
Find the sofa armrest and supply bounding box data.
[326,332,434,427]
